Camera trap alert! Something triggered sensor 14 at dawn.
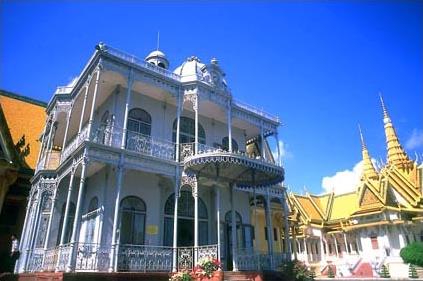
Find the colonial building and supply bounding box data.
[17,43,291,274]
[288,97,423,278]
[0,90,46,271]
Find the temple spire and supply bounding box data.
[379,93,412,169]
[358,124,378,179]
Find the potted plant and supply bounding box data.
[169,271,194,281]
[194,257,223,281]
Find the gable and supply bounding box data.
[360,187,382,207]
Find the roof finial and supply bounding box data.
[358,124,378,179]
[358,123,366,150]
[379,92,390,123]
[156,31,160,51]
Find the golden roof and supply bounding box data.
[0,91,46,169]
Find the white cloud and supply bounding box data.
[321,161,363,195]
[405,129,423,150]
[272,140,293,165]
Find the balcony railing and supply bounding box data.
[75,243,110,271]
[117,244,173,272]
[104,45,181,81]
[236,248,289,271]
[179,142,278,166]
[61,124,89,162]
[233,99,280,123]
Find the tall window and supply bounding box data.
[35,192,52,248]
[370,236,379,249]
[127,108,152,136]
[119,196,146,245]
[84,197,99,243]
[57,202,76,245]
[172,117,206,144]
[222,137,238,152]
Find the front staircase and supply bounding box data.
[224,271,283,281]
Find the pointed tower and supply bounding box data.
[379,94,413,169]
[358,124,378,179]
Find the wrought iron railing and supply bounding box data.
[75,243,110,271]
[43,246,60,272]
[236,248,287,271]
[104,45,181,81]
[61,124,89,162]
[233,99,280,123]
[179,142,278,166]
[177,244,218,271]
[27,248,44,272]
[56,243,72,272]
[92,126,176,162]
[117,244,173,272]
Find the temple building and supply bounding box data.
[288,96,423,278]
[16,43,291,274]
[0,90,46,272]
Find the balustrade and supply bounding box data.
[75,243,110,271]
[56,244,72,272]
[117,245,173,272]
[43,246,60,272]
[27,248,44,272]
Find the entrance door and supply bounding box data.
[178,219,194,246]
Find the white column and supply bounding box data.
[194,94,199,154]
[109,163,124,272]
[36,120,48,170]
[58,170,75,246]
[303,238,308,262]
[265,190,274,269]
[320,236,326,262]
[24,190,42,271]
[67,159,88,272]
[275,132,281,166]
[78,86,90,135]
[44,119,56,168]
[16,194,33,272]
[86,67,101,140]
[282,193,291,257]
[172,176,180,272]
[260,122,265,158]
[193,181,199,266]
[343,232,349,255]
[227,100,232,152]
[230,183,238,271]
[41,188,58,268]
[120,69,134,149]
[175,92,182,161]
[215,186,221,262]
[61,106,72,151]
[333,234,339,257]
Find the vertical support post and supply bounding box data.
[78,86,90,135]
[194,94,199,154]
[230,183,238,271]
[265,189,274,269]
[41,187,58,269]
[260,122,265,158]
[16,194,33,272]
[24,190,42,271]
[36,119,48,170]
[275,132,281,166]
[109,162,124,272]
[175,91,182,161]
[343,232,349,255]
[333,234,339,258]
[61,106,72,149]
[227,99,232,152]
[44,117,56,168]
[320,236,326,262]
[215,186,221,262]
[303,238,308,262]
[172,174,180,272]
[292,227,297,260]
[281,192,291,258]
[67,158,88,272]
[86,66,102,140]
[120,68,134,149]
[193,180,199,266]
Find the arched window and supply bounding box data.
[225,211,242,225]
[120,196,146,245]
[163,191,208,246]
[172,117,206,144]
[56,202,76,246]
[127,108,152,136]
[222,137,238,152]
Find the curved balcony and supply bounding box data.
[181,143,284,187]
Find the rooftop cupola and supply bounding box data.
[145,50,169,69]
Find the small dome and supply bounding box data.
[173,56,210,82]
[145,49,169,69]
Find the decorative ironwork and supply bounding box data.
[180,143,195,161]
[75,243,110,271]
[197,244,218,261]
[117,245,173,272]
[27,248,44,272]
[61,124,89,162]
[180,171,197,190]
[43,247,59,272]
[177,247,193,271]
[56,244,72,272]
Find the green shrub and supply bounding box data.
[278,260,315,281]
[400,242,423,267]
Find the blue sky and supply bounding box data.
[1,1,422,194]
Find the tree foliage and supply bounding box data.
[400,242,423,267]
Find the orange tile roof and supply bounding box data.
[0,92,46,169]
[295,195,323,221]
